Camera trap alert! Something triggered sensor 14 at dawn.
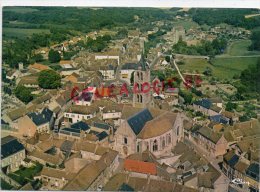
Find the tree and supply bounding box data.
[203,67,212,76]
[180,90,193,104]
[226,102,237,112]
[32,54,44,62]
[48,49,61,63]
[38,70,61,89]
[165,55,171,63]
[250,30,260,51]
[14,86,33,103]
[116,28,128,39]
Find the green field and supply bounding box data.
[179,57,259,79]
[3,28,50,39]
[172,20,199,30]
[3,7,39,13]
[227,40,260,56]
[211,57,259,79]
[180,58,209,73]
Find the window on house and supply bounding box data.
[124,137,128,144]
[153,140,158,152]
[176,126,179,136]
[146,142,149,150]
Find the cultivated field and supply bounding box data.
[179,57,259,79]
[227,40,260,56]
[3,27,50,39]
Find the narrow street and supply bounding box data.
[184,138,230,192]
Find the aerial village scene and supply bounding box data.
[1,6,260,192]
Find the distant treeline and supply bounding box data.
[3,7,172,32]
[189,9,260,29]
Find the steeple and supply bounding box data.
[138,53,149,71]
[133,52,151,108]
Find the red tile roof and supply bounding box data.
[124,159,157,175]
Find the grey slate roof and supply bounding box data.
[1,136,25,159]
[71,121,90,131]
[194,99,212,109]
[28,112,48,126]
[42,108,53,122]
[121,63,139,70]
[118,183,134,191]
[93,122,110,130]
[127,108,153,135]
[246,163,259,181]
[96,131,109,141]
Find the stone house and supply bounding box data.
[64,105,98,124]
[1,136,26,173]
[196,126,228,157]
[39,167,76,190]
[193,99,222,117]
[63,150,119,191]
[18,108,53,137]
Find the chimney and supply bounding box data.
[147,174,151,184]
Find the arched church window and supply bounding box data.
[162,137,166,149]
[167,134,171,144]
[153,140,158,151]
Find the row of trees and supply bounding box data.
[3,30,71,68]
[85,35,112,52]
[14,70,61,103]
[3,7,172,34]
[235,58,260,99]
[189,8,260,29]
[249,29,260,51]
[172,38,228,56]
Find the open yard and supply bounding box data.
[227,40,260,56]
[8,162,43,185]
[179,57,259,79]
[3,28,50,39]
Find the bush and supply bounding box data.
[14,86,33,103]
[48,49,61,63]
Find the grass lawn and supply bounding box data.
[179,58,209,73]
[15,163,43,179]
[227,40,260,56]
[8,173,28,185]
[1,179,14,190]
[179,57,258,79]
[8,162,43,185]
[3,27,50,39]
